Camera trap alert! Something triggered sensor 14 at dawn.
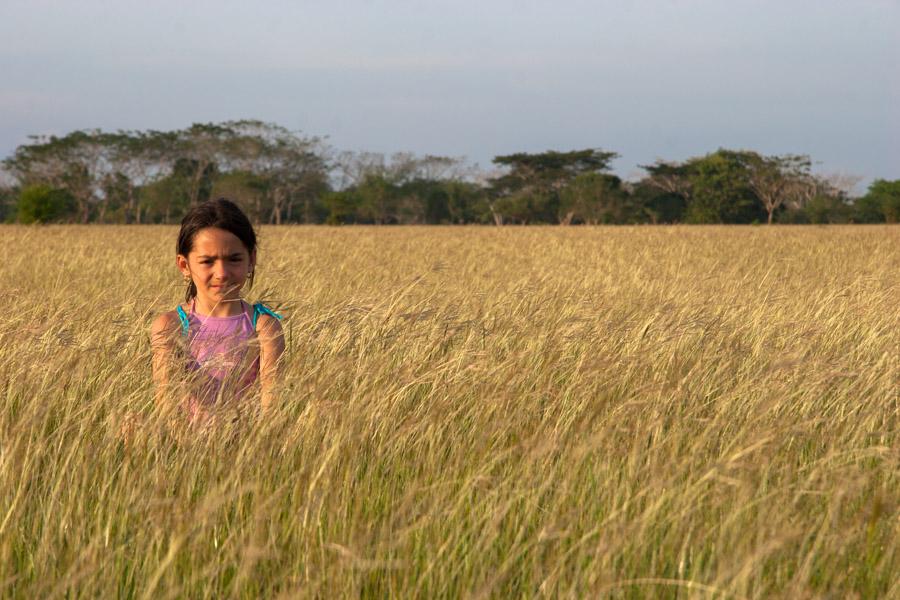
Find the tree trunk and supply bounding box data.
[80,197,90,223]
[126,185,135,224]
[489,203,503,226]
[189,160,210,206]
[286,197,295,223]
[269,189,284,225]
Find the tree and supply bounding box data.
[780,173,831,217]
[742,153,811,224]
[103,130,175,223]
[224,120,330,224]
[493,149,618,188]
[395,179,446,224]
[331,151,385,190]
[323,190,356,224]
[490,188,554,225]
[444,180,487,224]
[0,167,16,222]
[687,151,764,223]
[332,151,467,188]
[356,174,398,224]
[641,160,694,201]
[859,179,900,223]
[99,171,130,223]
[491,149,619,224]
[0,187,15,223]
[3,130,108,223]
[629,180,686,224]
[327,151,472,224]
[322,174,400,224]
[558,172,627,224]
[209,170,268,223]
[172,122,240,207]
[16,184,76,223]
[805,194,852,224]
[643,151,765,224]
[138,157,213,223]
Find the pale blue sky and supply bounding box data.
[1,0,897,187]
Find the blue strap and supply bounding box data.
[252,303,283,328]
[175,305,190,337]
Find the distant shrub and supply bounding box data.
[804,195,853,224]
[0,186,17,223]
[16,184,76,223]
[851,195,885,223]
[861,179,900,223]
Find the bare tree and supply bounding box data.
[0,165,14,188]
[782,172,860,213]
[823,172,863,199]
[745,154,811,224]
[331,151,387,190]
[104,131,174,223]
[331,151,469,190]
[175,123,240,206]
[225,120,329,224]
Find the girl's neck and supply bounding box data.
[192,296,246,318]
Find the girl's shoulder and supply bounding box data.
[252,303,284,336]
[150,305,190,339]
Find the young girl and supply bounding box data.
[150,198,285,425]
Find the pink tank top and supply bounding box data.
[182,300,259,415]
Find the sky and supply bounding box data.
[1,0,897,188]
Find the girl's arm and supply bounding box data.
[150,311,184,411]
[255,314,285,411]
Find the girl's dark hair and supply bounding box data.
[177,198,257,301]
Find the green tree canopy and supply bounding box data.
[491,149,619,224]
[16,184,76,223]
[558,173,627,224]
[860,179,900,223]
[492,149,618,194]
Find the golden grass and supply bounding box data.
[0,225,897,598]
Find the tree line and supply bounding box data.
[1,120,898,225]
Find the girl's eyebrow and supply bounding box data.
[198,253,244,259]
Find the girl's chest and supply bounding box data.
[186,322,258,375]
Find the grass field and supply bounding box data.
[0,225,897,598]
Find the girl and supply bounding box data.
[150,198,285,425]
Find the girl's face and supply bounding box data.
[177,227,256,307]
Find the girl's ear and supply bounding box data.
[249,250,257,272]
[176,254,191,277]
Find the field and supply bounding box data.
[0,225,897,598]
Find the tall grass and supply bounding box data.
[0,225,897,598]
